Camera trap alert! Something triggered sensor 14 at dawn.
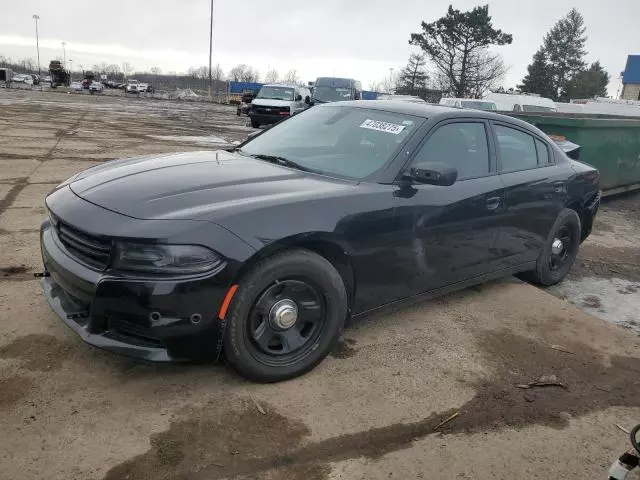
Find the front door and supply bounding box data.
[392,120,507,294]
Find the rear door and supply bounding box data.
[492,122,566,267]
[392,119,507,294]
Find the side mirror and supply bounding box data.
[295,94,302,101]
[407,162,457,186]
[304,96,311,104]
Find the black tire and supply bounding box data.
[224,249,348,383]
[250,119,260,129]
[524,209,581,286]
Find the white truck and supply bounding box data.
[483,92,557,112]
[125,79,150,93]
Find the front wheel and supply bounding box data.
[224,249,348,382]
[524,209,581,286]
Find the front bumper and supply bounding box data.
[40,219,230,363]
[249,112,290,125]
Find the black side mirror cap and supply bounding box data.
[304,96,311,104]
[408,162,457,186]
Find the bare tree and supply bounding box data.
[379,71,399,94]
[212,63,224,82]
[150,66,162,75]
[121,62,134,79]
[283,69,299,84]
[229,64,259,83]
[265,69,279,83]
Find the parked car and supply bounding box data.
[311,77,362,104]
[71,81,83,91]
[89,82,104,93]
[483,93,557,112]
[39,101,600,382]
[439,97,497,111]
[12,74,34,85]
[249,83,311,128]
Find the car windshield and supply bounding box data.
[522,104,555,112]
[461,101,497,111]
[239,106,423,180]
[257,86,295,101]
[313,86,353,103]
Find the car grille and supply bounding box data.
[55,220,112,270]
[106,319,165,348]
[252,105,290,115]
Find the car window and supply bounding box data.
[513,104,522,111]
[535,139,551,164]
[412,122,490,180]
[495,125,538,172]
[241,106,423,180]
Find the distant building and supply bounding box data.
[621,55,640,100]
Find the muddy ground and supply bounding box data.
[1,89,640,479]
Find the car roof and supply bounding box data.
[263,83,300,89]
[317,100,542,133]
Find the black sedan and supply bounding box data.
[39,101,600,382]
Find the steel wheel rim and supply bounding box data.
[247,279,325,361]
[549,226,573,271]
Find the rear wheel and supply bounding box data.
[224,249,347,382]
[524,209,581,286]
[250,119,260,129]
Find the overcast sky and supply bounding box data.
[1,0,638,94]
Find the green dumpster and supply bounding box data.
[507,112,640,194]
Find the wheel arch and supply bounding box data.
[231,233,356,312]
[565,199,589,241]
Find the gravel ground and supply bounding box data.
[1,88,640,480]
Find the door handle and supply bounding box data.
[486,197,501,210]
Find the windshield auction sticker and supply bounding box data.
[360,119,406,135]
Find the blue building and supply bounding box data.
[621,55,640,100]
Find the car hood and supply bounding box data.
[68,151,352,222]
[252,98,292,107]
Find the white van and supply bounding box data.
[439,97,497,111]
[249,84,312,128]
[483,93,557,112]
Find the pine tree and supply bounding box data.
[410,5,512,97]
[395,53,429,96]
[565,61,610,99]
[542,8,587,101]
[518,49,555,99]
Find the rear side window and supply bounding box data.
[413,122,490,180]
[495,125,537,172]
[535,139,551,164]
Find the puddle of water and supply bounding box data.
[148,135,228,145]
[548,276,640,334]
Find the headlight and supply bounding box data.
[113,243,222,275]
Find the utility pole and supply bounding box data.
[32,15,41,76]
[62,42,67,68]
[68,59,73,81]
[208,0,214,100]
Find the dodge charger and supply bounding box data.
[39,101,601,382]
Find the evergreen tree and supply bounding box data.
[565,61,610,99]
[395,53,429,96]
[410,5,512,97]
[518,49,555,99]
[542,8,587,100]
